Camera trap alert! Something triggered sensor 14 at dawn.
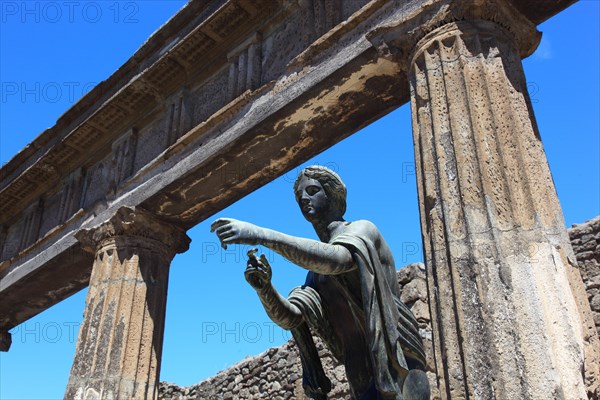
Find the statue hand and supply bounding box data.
[245,251,272,291]
[210,218,264,249]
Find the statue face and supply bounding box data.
[295,177,330,222]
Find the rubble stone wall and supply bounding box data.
[160,217,600,399]
[569,216,600,336]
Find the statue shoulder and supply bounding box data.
[346,220,382,242]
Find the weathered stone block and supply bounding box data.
[400,277,427,304]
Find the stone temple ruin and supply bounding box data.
[159,217,600,399]
[0,0,598,399]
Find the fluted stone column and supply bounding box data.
[405,4,600,400]
[65,206,190,399]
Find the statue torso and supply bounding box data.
[305,220,397,398]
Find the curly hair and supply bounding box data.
[293,165,347,217]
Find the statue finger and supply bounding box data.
[245,265,263,274]
[245,262,260,270]
[210,221,221,232]
[222,237,240,247]
[214,224,231,234]
[247,248,259,259]
[256,262,268,273]
[216,228,236,240]
[243,270,254,281]
[216,235,229,249]
[210,218,230,232]
[259,254,271,268]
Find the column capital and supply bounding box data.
[75,206,190,258]
[367,0,540,71]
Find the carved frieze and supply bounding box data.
[228,33,263,100]
[310,0,342,38]
[109,129,138,194]
[18,199,44,252]
[58,168,85,224]
[0,226,7,262]
[167,89,194,146]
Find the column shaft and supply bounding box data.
[409,20,596,399]
[65,207,189,400]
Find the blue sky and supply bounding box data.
[0,1,598,399]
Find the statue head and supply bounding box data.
[293,166,347,221]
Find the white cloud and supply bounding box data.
[533,35,553,60]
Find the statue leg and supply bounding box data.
[402,369,430,400]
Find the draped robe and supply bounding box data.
[288,222,426,400]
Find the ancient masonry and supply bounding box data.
[1,0,597,399]
[570,217,600,340]
[159,217,600,400]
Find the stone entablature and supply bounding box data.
[0,0,285,257]
[0,0,578,338]
[1,0,373,331]
[0,1,283,200]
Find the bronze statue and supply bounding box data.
[211,166,429,400]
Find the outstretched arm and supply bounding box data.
[211,218,355,275]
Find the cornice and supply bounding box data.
[367,0,541,71]
[0,0,282,226]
